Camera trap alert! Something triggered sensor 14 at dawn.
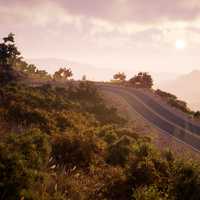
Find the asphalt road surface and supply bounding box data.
[99,84,200,151]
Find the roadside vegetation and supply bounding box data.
[155,89,200,119]
[112,72,153,89]
[1,33,200,200]
[112,71,200,119]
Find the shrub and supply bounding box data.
[97,125,118,144]
[171,162,200,200]
[0,129,51,200]
[133,185,168,200]
[52,133,98,169]
[106,136,133,166]
[194,111,200,118]
[133,142,154,158]
[128,159,159,187]
[155,89,190,114]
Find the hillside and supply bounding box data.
[1,78,200,200]
[100,83,200,151]
[160,70,200,110]
[1,34,200,200]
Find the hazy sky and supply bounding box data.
[1,0,200,73]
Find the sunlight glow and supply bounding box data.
[175,39,186,49]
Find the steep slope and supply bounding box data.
[99,84,200,154]
[101,89,200,158]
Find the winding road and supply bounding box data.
[98,84,200,152]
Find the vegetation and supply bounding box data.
[155,89,200,119]
[0,33,200,200]
[0,33,21,85]
[113,72,126,82]
[112,72,153,89]
[194,111,200,119]
[53,68,73,81]
[129,72,153,89]
[0,33,52,84]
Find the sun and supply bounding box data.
[175,39,186,49]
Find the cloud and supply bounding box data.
[57,0,200,23]
[2,0,200,25]
[1,0,200,69]
[0,1,81,27]
[2,0,200,39]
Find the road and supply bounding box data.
[99,84,200,151]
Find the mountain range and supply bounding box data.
[27,58,179,83]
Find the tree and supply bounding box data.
[53,67,73,80]
[129,72,153,89]
[113,72,126,82]
[194,111,200,119]
[27,64,37,74]
[0,33,21,66]
[82,75,87,81]
[0,33,21,84]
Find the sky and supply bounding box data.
[1,0,200,73]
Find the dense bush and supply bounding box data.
[0,129,51,200]
[133,185,168,200]
[0,80,200,199]
[106,136,133,166]
[129,72,153,89]
[51,133,98,169]
[1,33,200,199]
[171,162,200,200]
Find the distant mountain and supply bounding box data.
[27,58,118,81]
[27,58,180,84]
[160,70,200,111]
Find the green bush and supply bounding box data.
[2,34,200,199]
[52,133,98,169]
[97,125,118,144]
[0,129,51,200]
[0,70,200,199]
[133,185,168,200]
[171,162,200,200]
[106,136,133,166]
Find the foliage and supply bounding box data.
[51,132,98,169]
[133,185,168,200]
[1,80,200,200]
[1,33,200,200]
[194,111,200,118]
[129,72,153,89]
[0,33,21,66]
[106,136,133,166]
[0,129,51,200]
[155,89,193,115]
[53,67,73,80]
[0,33,51,85]
[155,89,177,100]
[0,33,21,85]
[113,72,126,82]
[170,162,200,200]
